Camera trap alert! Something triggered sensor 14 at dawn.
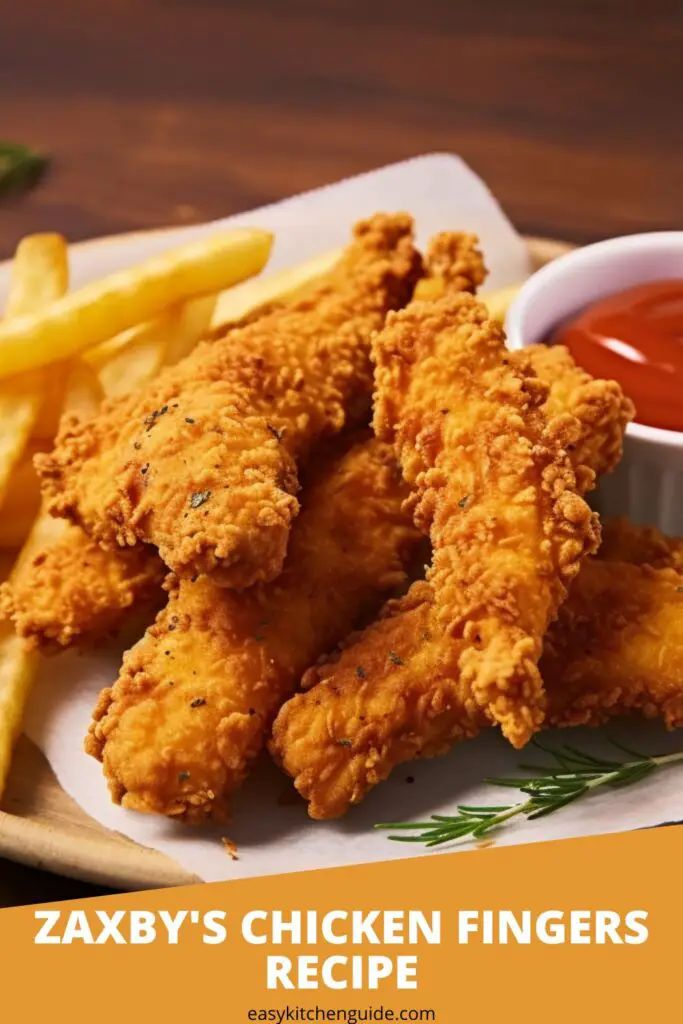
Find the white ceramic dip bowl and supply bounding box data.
[506,232,683,535]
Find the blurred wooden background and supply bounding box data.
[0,0,681,902]
[1,0,682,260]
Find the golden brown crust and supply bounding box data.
[0,524,164,651]
[37,214,421,588]
[272,550,683,819]
[372,293,599,744]
[271,294,642,820]
[544,559,683,729]
[547,493,683,737]
[86,436,423,822]
[598,516,683,571]
[271,583,481,820]
[520,344,634,486]
[413,232,487,300]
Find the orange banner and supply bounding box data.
[2,825,681,1022]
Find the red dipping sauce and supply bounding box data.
[548,278,683,431]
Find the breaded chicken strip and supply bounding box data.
[372,290,598,744]
[272,549,683,819]
[10,223,423,653]
[0,523,164,651]
[519,345,634,490]
[37,215,421,588]
[544,559,683,729]
[598,516,683,571]
[271,326,630,818]
[86,436,423,822]
[270,537,677,820]
[272,585,469,819]
[407,239,632,491]
[547,517,683,728]
[272,519,678,822]
[412,232,488,301]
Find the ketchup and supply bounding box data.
[548,279,683,431]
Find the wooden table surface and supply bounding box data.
[0,0,681,904]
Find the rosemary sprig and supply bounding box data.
[0,141,49,197]
[375,738,683,847]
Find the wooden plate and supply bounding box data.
[0,235,573,891]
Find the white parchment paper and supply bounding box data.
[5,154,681,884]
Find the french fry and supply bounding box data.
[0,229,272,379]
[0,236,78,800]
[87,249,338,401]
[8,493,70,581]
[0,364,103,549]
[0,550,17,583]
[0,630,38,793]
[0,234,69,496]
[0,445,42,548]
[0,360,101,799]
[481,282,521,324]
[211,248,340,329]
[96,320,169,399]
[59,360,103,421]
[0,379,40,497]
[414,279,521,325]
[30,363,70,441]
[88,296,216,398]
[88,249,338,400]
[4,234,69,318]
[411,277,447,302]
[163,294,217,366]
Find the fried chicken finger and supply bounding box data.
[271,319,630,817]
[598,516,683,571]
[0,523,164,651]
[372,289,598,745]
[38,215,421,588]
[86,436,424,821]
[272,548,683,819]
[545,558,683,729]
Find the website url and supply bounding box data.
[247,1010,436,1022]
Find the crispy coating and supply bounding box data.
[272,525,677,823]
[0,523,164,651]
[520,344,634,488]
[272,551,683,818]
[599,516,683,571]
[412,232,487,301]
[544,559,683,729]
[372,292,598,744]
[416,245,633,489]
[271,585,471,819]
[271,332,632,819]
[86,436,423,821]
[545,516,683,728]
[37,215,421,588]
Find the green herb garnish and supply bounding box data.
[144,408,167,430]
[189,490,211,509]
[0,141,48,198]
[375,739,683,847]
